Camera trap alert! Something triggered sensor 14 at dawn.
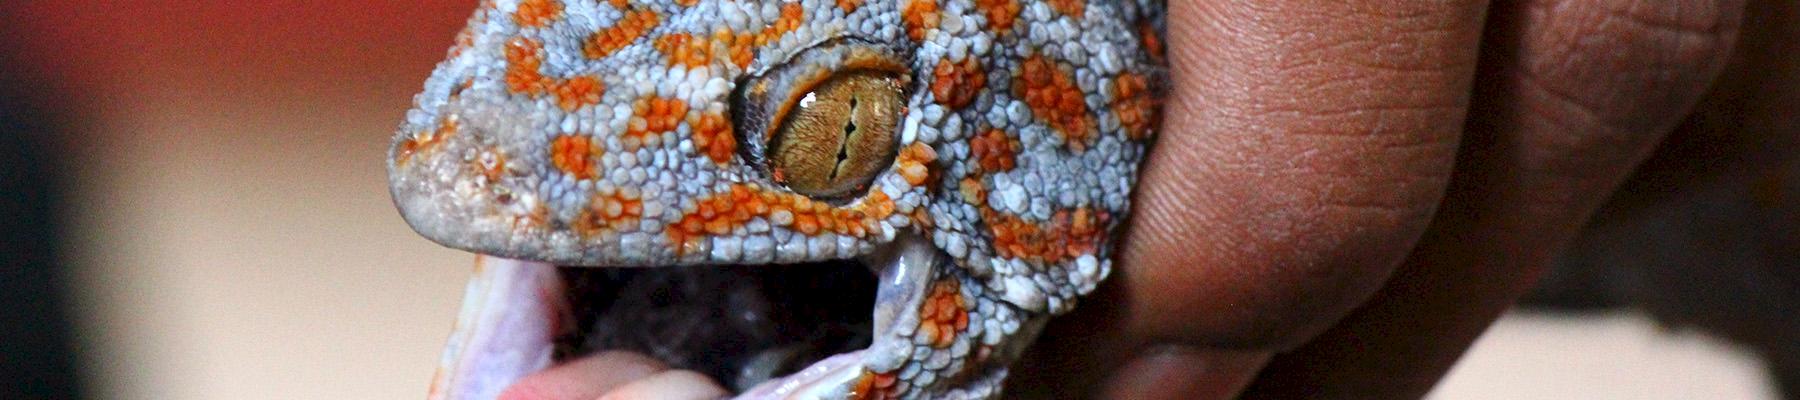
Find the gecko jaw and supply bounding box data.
[430,234,946,399]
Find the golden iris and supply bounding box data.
[767,72,903,199]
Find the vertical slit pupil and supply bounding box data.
[829,97,858,181]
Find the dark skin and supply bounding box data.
[503,1,1798,398]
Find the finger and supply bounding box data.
[499,351,670,400]
[1121,0,1487,348]
[1007,295,1271,399]
[597,370,730,400]
[1243,0,1754,397]
[1011,0,1491,396]
[1095,346,1268,399]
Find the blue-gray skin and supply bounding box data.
[388,0,1164,398]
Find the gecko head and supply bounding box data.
[386,0,931,269]
[388,1,952,397]
[389,0,1163,398]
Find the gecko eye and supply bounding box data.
[731,39,910,201]
[767,72,903,199]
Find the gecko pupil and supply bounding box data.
[828,98,859,181]
[767,72,901,200]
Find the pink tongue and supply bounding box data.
[735,350,866,400]
[428,256,563,400]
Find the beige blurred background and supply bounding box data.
[3,2,1783,399]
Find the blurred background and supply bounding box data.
[0,2,1791,399]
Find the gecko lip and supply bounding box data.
[553,260,878,392]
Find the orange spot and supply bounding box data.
[909,208,935,230]
[584,9,661,59]
[625,96,689,150]
[1113,72,1159,140]
[837,0,863,12]
[718,28,758,68]
[918,278,969,348]
[984,207,1107,264]
[654,33,717,68]
[675,0,699,6]
[552,76,605,111]
[895,142,939,187]
[974,0,1020,32]
[901,0,940,41]
[666,184,896,255]
[758,3,806,45]
[608,0,628,8]
[549,135,598,180]
[1017,55,1095,150]
[968,129,1017,173]
[1138,21,1165,62]
[958,178,986,206]
[514,0,563,27]
[395,117,460,165]
[849,369,900,400]
[1047,0,1084,19]
[573,187,644,237]
[691,112,736,164]
[776,3,806,36]
[709,4,808,69]
[930,58,985,109]
[505,37,549,95]
[505,37,606,110]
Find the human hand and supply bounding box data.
[504,1,1796,398]
[1018,1,1793,398]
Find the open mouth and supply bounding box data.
[426,234,954,400]
[554,259,877,392]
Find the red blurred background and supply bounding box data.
[5,3,481,398]
[0,2,1781,399]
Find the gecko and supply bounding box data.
[387,0,1165,398]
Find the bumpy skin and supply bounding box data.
[389,0,1164,398]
